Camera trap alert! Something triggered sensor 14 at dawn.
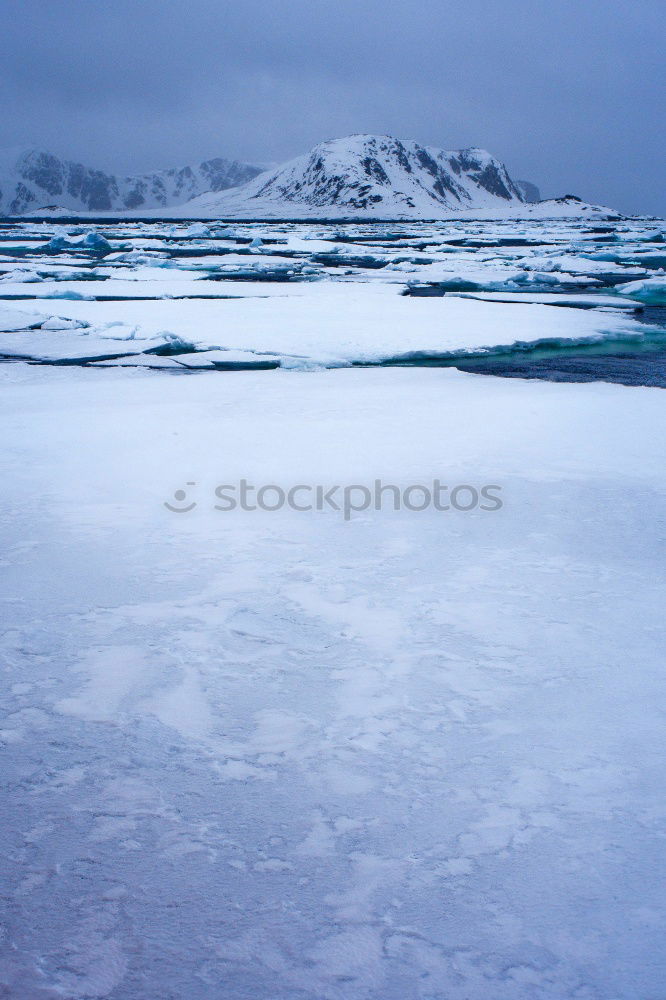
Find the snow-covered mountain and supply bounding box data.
[168,135,614,220]
[176,135,526,218]
[0,148,262,215]
[1,136,617,220]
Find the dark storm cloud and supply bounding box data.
[1,0,664,214]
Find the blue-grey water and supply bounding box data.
[454,349,666,387]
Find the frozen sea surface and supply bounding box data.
[1,217,666,999]
[1,216,665,379]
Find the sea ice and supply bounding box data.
[0,364,664,999]
[617,275,666,304]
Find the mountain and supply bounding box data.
[175,134,525,218]
[1,136,617,220]
[170,135,613,220]
[0,148,262,215]
[516,179,541,203]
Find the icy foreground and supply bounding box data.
[1,213,666,998]
[1,363,666,999]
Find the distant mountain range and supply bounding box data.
[0,148,261,215]
[0,136,616,219]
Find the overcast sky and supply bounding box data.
[1,0,664,214]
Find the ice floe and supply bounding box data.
[617,275,666,304]
[0,216,663,369]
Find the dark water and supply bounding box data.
[376,307,666,387]
[453,305,666,388]
[454,350,666,388]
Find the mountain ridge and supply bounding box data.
[0,148,261,215]
[164,134,616,220]
[199,134,527,216]
[1,135,618,220]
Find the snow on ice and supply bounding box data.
[1,213,665,1000]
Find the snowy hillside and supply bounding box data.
[175,134,525,217]
[161,134,617,220]
[0,148,261,215]
[513,194,621,219]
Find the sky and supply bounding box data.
[1,0,664,215]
